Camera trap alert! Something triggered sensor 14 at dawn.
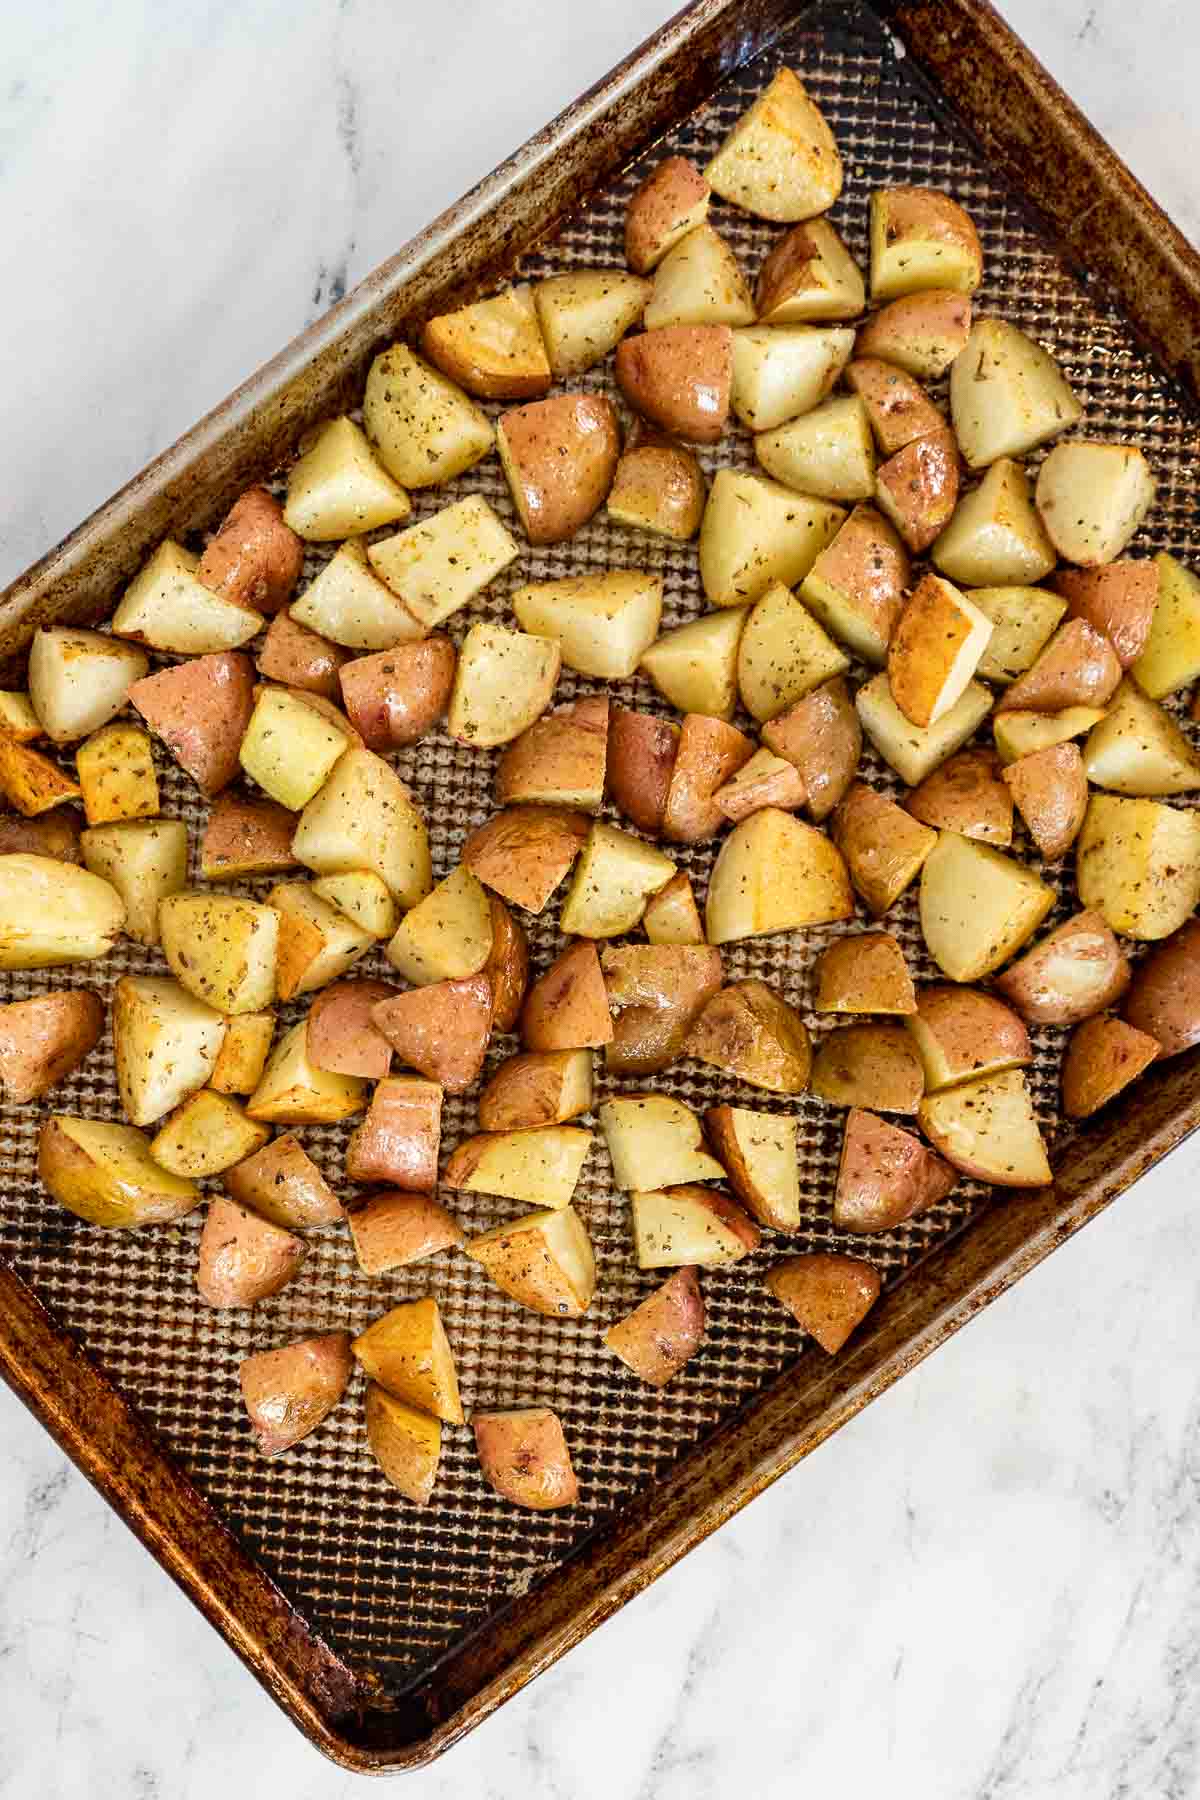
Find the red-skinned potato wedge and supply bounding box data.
[995,910,1130,1026]
[197,486,303,616]
[0,990,104,1102]
[521,939,613,1051]
[996,618,1122,713]
[703,1105,799,1229]
[484,897,528,1034]
[686,979,811,1094]
[662,714,755,844]
[754,218,864,324]
[0,807,83,862]
[210,1012,274,1097]
[478,1048,593,1131]
[371,973,493,1093]
[0,851,125,968]
[421,283,551,400]
[615,325,733,445]
[602,943,724,1076]
[463,806,590,914]
[905,986,1031,1092]
[905,748,1013,846]
[222,1131,342,1229]
[607,441,706,540]
[855,290,972,378]
[799,504,909,666]
[832,781,937,916]
[874,427,959,553]
[239,1332,353,1457]
[643,871,705,946]
[713,747,806,823]
[834,1107,956,1233]
[245,1018,365,1124]
[496,695,609,813]
[0,735,81,815]
[345,1077,443,1191]
[1122,918,1200,1057]
[200,791,298,880]
[814,933,916,1015]
[705,807,853,943]
[887,573,992,729]
[761,676,861,822]
[869,187,983,299]
[605,1267,704,1388]
[353,1297,464,1424]
[845,357,945,454]
[365,1385,442,1506]
[1062,1016,1159,1121]
[1002,743,1088,861]
[811,1023,925,1113]
[306,978,396,1079]
[196,1196,306,1308]
[338,639,456,751]
[625,156,711,273]
[38,1115,199,1228]
[465,1205,596,1317]
[606,707,679,835]
[918,1069,1052,1186]
[498,394,619,545]
[765,1254,882,1353]
[128,651,255,796]
[257,611,349,699]
[346,1190,463,1274]
[474,1408,579,1511]
[1053,560,1157,668]
[630,1184,759,1269]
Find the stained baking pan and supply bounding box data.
[3,0,1200,1772]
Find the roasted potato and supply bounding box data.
[969,586,1067,685]
[887,574,992,730]
[645,222,754,331]
[0,692,41,742]
[755,217,864,323]
[363,341,493,488]
[258,611,349,699]
[347,1191,463,1275]
[662,715,755,844]
[38,1115,199,1228]
[384,864,492,987]
[196,1196,306,1308]
[159,892,278,1014]
[1121,918,1200,1057]
[630,1184,759,1269]
[246,1018,366,1125]
[796,505,909,665]
[614,324,733,445]
[81,817,187,946]
[443,1125,593,1211]
[856,672,993,786]
[239,1332,353,1458]
[1002,742,1088,860]
[602,943,724,1076]
[496,695,608,813]
[1054,560,1156,670]
[855,289,971,378]
[1062,1016,1160,1121]
[474,1408,579,1511]
[949,317,1081,469]
[869,186,981,299]
[604,1266,705,1388]
[919,1069,1051,1186]
[873,427,960,554]
[607,440,707,541]
[905,985,1031,1092]
[478,1048,593,1132]
[905,748,1013,847]
[498,393,619,545]
[993,706,1108,764]
[291,539,422,649]
[831,781,937,917]
[765,1254,881,1353]
[353,1296,463,1424]
[705,68,842,221]
[755,394,876,503]
[1082,679,1200,796]
[464,1205,596,1317]
[706,806,853,943]
[463,805,589,914]
[1035,441,1156,566]
[149,1089,270,1178]
[511,570,662,681]
[713,747,807,823]
[640,607,748,721]
[814,932,916,1015]
[198,485,303,617]
[559,822,676,938]
[369,496,518,630]
[919,833,1054,982]
[305,978,396,1080]
[127,650,254,797]
[0,808,84,863]
[422,283,550,399]
[520,939,614,1051]
[239,685,350,811]
[371,974,493,1093]
[365,1385,442,1505]
[845,356,945,455]
[737,582,849,723]
[310,870,398,940]
[290,745,432,908]
[210,1012,275,1097]
[345,1077,442,1191]
[484,896,529,1034]
[112,541,263,653]
[761,676,862,821]
[994,910,1130,1026]
[223,1131,342,1229]
[0,990,104,1103]
[600,1094,725,1190]
[812,1017,926,1112]
[199,792,297,882]
[284,415,411,540]
[112,975,226,1127]
[686,979,811,1094]
[0,852,124,968]
[833,1107,956,1232]
[1131,552,1200,698]
[931,457,1056,587]
[730,324,854,433]
[605,708,679,834]
[337,639,455,753]
[27,627,148,745]
[702,472,846,614]
[75,722,158,827]
[0,735,82,816]
[703,1105,799,1230]
[533,269,652,377]
[625,156,711,273]
[997,618,1122,715]
[1076,794,1200,939]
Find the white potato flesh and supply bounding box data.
[705,68,843,222]
[291,540,423,649]
[512,571,662,679]
[631,1188,754,1269]
[0,854,125,969]
[645,223,754,330]
[1131,552,1200,698]
[599,1095,725,1190]
[919,833,1056,982]
[1035,442,1156,567]
[367,495,518,630]
[640,606,749,720]
[284,416,412,540]
[446,622,561,748]
[559,822,675,938]
[931,459,1056,587]
[919,1070,1051,1186]
[112,541,263,654]
[113,975,226,1127]
[269,882,374,998]
[81,818,188,947]
[856,672,992,786]
[705,806,853,943]
[754,394,876,502]
[969,586,1067,684]
[386,864,493,984]
[1083,680,1200,795]
[533,270,651,378]
[949,318,1081,470]
[28,628,148,745]
[869,188,982,300]
[700,470,845,609]
[755,218,864,323]
[291,746,432,907]
[730,325,855,432]
[362,342,494,488]
[736,582,849,722]
[159,893,280,1014]
[1076,794,1200,939]
[238,687,351,811]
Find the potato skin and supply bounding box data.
[994,910,1130,1027]
[1002,743,1088,862]
[345,1077,442,1191]
[615,325,733,445]
[198,486,304,616]
[905,749,1013,847]
[814,931,916,1015]
[498,395,620,545]
[463,805,590,914]
[905,985,1031,1092]
[1053,560,1156,669]
[625,156,710,273]
[38,1114,200,1229]
[473,1407,580,1510]
[346,1190,463,1274]
[765,1253,882,1353]
[200,791,298,879]
[761,677,861,822]
[607,443,706,540]
[811,1023,925,1113]
[602,944,724,1076]
[339,639,456,750]
[484,897,528,1035]
[222,1131,342,1228]
[478,1049,592,1131]
[0,990,104,1102]
[833,1107,956,1233]
[520,939,614,1051]
[0,808,84,862]
[604,1266,704,1387]
[606,707,679,835]
[1062,1016,1159,1120]
[307,978,397,1079]
[196,1196,306,1307]
[663,715,754,845]
[128,651,255,796]
[1122,918,1200,1057]
[257,611,349,699]
[371,973,493,1093]
[874,427,959,552]
[239,1331,353,1456]
[686,978,811,1094]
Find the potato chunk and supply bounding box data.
[291,745,432,907]
[496,695,608,813]
[645,223,754,331]
[247,1019,366,1124]
[127,650,255,796]
[39,1115,200,1229]
[834,1107,956,1233]
[112,975,226,1127]
[919,833,1054,982]
[755,218,864,323]
[159,892,278,1014]
[464,1206,596,1317]
[352,1298,463,1424]
[919,1070,1051,1186]
[605,1267,705,1389]
[239,686,350,811]
[600,1094,725,1191]
[814,932,916,1015]
[346,1192,463,1275]
[269,881,373,1000]
[385,864,492,985]
[291,540,422,650]
[700,470,844,608]
[831,782,936,917]
[520,940,613,1051]
[80,818,187,947]
[737,582,849,722]
[704,1105,799,1229]
[705,807,853,943]
[1062,1017,1159,1121]
[631,1185,759,1268]
[112,541,262,653]
[615,325,733,445]
[533,269,651,376]
[222,1131,341,1229]
[28,627,147,745]
[994,910,1130,1026]
[149,1089,270,1178]
[196,1197,306,1307]
[1036,442,1155,566]
[799,503,909,664]
[931,457,1056,587]
[284,415,411,539]
[869,187,982,299]
[559,822,676,938]
[0,852,124,968]
[625,156,711,273]
[474,1409,579,1511]
[887,574,992,729]
[705,68,842,221]
[949,318,1081,469]
[365,1386,442,1505]
[0,991,104,1104]
[905,985,1031,1092]
[498,394,620,545]
[240,1333,353,1458]
[811,1023,924,1114]
[511,571,662,680]
[344,1077,442,1190]
[765,1254,881,1353]
[686,979,811,1094]
[421,283,550,399]
[442,1126,592,1211]
[1076,795,1200,939]
[1131,552,1200,697]
[447,622,561,749]
[855,672,991,786]
[371,973,492,1093]
[363,341,493,487]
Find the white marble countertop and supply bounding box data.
[4,3,1200,1795]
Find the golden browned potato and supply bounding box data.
[1035,442,1156,566]
[931,458,1055,588]
[365,1385,442,1505]
[730,324,854,434]
[533,269,651,377]
[855,289,971,378]
[512,571,663,681]
[0,734,82,816]
[641,870,705,943]
[0,691,41,742]
[496,695,608,813]
[845,357,945,455]
[347,1191,463,1275]
[641,607,749,721]
[869,186,981,298]
[703,1105,799,1230]
[857,670,992,787]
[706,806,853,943]
[918,1070,1051,1186]
[1062,1016,1159,1121]
[605,708,678,834]
[607,440,706,541]
[345,1077,442,1191]
[615,324,733,445]
[464,1205,596,1317]
[919,832,1055,981]
[498,393,619,545]
[0,851,125,968]
[559,822,676,938]
[662,715,755,844]
[159,892,279,1015]
[0,990,104,1103]
[210,1011,275,1097]
[421,283,550,399]
[1082,679,1200,797]
[705,68,842,221]
[1002,742,1088,861]
[27,627,148,745]
[755,217,864,323]
[833,1106,957,1233]
[199,792,296,883]
[478,1048,593,1131]
[874,427,960,554]
[814,933,916,1015]
[600,1093,725,1190]
[765,1254,882,1353]
[602,943,723,1076]
[755,394,876,504]
[198,485,303,616]
[128,650,254,797]
[1076,794,1200,939]
[994,910,1130,1026]
[905,749,1013,847]
[371,973,492,1093]
[75,722,158,827]
[713,747,807,824]
[258,612,349,699]
[385,864,493,985]
[112,541,264,654]
[0,807,84,863]
[463,805,589,914]
[701,470,845,609]
[363,341,494,488]
[1052,560,1156,669]
[38,1115,200,1228]
[1132,552,1200,697]
[831,781,937,917]
[905,985,1031,1092]
[630,1184,759,1269]
[337,640,456,753]
[246,1018,366,1125]
[149,1089,270,1178]
[997,619,1122,715]
[604,1267,705,1388]
[222,1130,342,1228]
[484,896,528,1034]
[645,223,754,330]
[353,1296,464,1423]
[625,156,711,273]
[474,1408,580,1511]
[737,582,849,724]
[520,939,614,1051]
[761,676,862,822]
[112,974,226,1127]
[239,1332,353,1458]
[291,746,431,910]
[799,504,909,665]
[306,978,396,1080]
[949,318,1081,469]
[443,1125,592,1211]
[196,1195,306,1308]
[686,978,811,1094]
[887,574,993,729]
[1122,918,1200,1056]
[812,1023,925,1112]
